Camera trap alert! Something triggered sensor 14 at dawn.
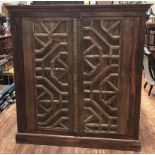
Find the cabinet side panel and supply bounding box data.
[11,16,27,132]
[117,17,133,135]
[23,18,37,130]
[129,17,145,138]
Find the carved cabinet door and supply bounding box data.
[78,17,133,137]
[22,16,133,137]
[22,17,74,135]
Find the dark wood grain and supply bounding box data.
[10,16,27,133]
[132,17,147,139]
[7,4,151,13]
[8,4,151,150]
[73,18,79,134]
[16,132,141,151]
[23,18,36,131]
[7,5,151,18]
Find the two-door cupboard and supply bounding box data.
[7,4,151,150]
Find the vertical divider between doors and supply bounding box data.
[73,18,79,134]
[67,17,74,134]
[73,16,84,135]
[77,16,84,135]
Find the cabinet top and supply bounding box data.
[7,4,151,17]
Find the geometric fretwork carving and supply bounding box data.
[33,19,71,131]
[82,18,121,134]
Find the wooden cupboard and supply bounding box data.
[7,4,151,150]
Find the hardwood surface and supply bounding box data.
[0,78,155,154]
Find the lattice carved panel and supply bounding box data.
[33,19,72,131]
[81,18,121,134]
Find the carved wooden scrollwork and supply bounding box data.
[33,19,72,131]
[81,18,121,134]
